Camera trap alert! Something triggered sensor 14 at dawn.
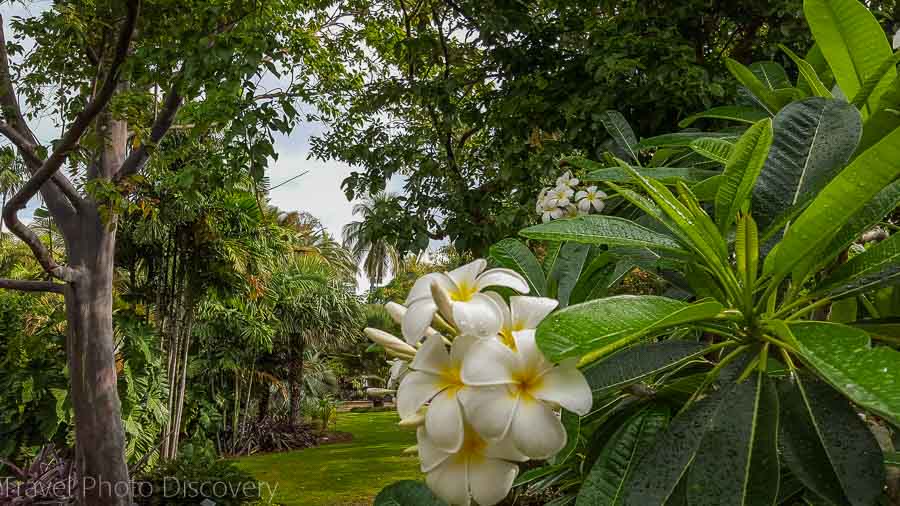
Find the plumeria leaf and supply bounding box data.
[686,371,780,506]
[489,238,548,296]
[812,232,900,299]
[780,45,834,98]
[549,242,591,308]
[552,409,581,466]
[772,126,900,283]
[520,216,687,254]
[374,480,448,506]
[576,405,670,506]
[535,295,723,362]
[678,106,769,128]
[600,110,640,164]
[850,51,900,110]
[689,175,722,201]
[805,0,896,116]
[778,373,884,506]
[582,341,709,393]
[848,318,900,344]
[542,241,563,276]
[752,98,861,230]
[714,118,773,233]
[581,166,721,184]
[734,214,759,299]
[689,138,734,165]
[637,132,738,149]
[725,59,789,114]
[790,321,900,425]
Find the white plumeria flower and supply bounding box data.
[485,293,558,349]
[575,186,607,213]
[364,328,418,359]
[402,260,528,343]
[535,187,551,213]
[459,330,592,459]
[893,29,899,50]
[397,334,478,452]
[540,200,565,223]
[385,301,439,344]
[419,425,527,506]
[555,170,579,188]
[387,358,408,389]
[545,185,574,207]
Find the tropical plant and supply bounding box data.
[343,192,402,285]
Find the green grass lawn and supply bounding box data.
[236,411,422,505]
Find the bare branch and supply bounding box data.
[115,87,182,181]
[0,278,65,293]
[0,211,79,282]
[0,121,42,167]
[0,15,33,139]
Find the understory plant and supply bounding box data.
[369,0,900,504]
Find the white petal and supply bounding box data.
[450,334,478,368]
[484,433,528,462]
[410,334,451,375]
[550,208,565,219]
[468,458,519,506]
[894,29,900,50]
[578,198,591,212]
[510,296,557,330]
[385,301,407,325]
[475,268,529,294]
[397,371,443,419]
[426,390,466,452]
[458,386,518,440]
[534,365,593,415]
[461,339,518,386]
[403,298,438,344]
[417,427,451,472]
[513,330,553,377]
[587,186,597,193]
[510,399,566,459]
[485,291,511,332]
[574,190,587,200]
[569,178,579,186]
[406,273,446,304]
[592,199,606,213]
[452,293,503,338]
[426,457,470,506]
[447,259,487,288]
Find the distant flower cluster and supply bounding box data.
[535,170,607,222]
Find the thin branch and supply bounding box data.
[0,15,33,139]
[0,278,65,293]
[115,87,182,181]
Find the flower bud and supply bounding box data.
[385,302,407,325]
[430,280,455,324]
[402,445,418,455]
[364,328,417,358]
[398,411,426,428]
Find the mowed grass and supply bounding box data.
[235,411,422,505]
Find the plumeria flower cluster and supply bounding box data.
[364,260,592,506]
[535,170,607,222]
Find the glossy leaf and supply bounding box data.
[535,295,723,362]
[752,98,861,229]
[778,373,884,506]
[725,59,787,114]
[637,132,738,149]
[735,214,759,298]
[577,406,670,506]
[780,45,833,98]
[689,138,734,165]
[686,371,779,506]
[813,232,900,298]
[553,409,581,465]
[851,51,900,110]
[520,216,686,254]
[804,0,896,116]
[374,481,448,506]
[582,341,709,392]
[690,176,721,201]
[678,106,768,128]
[584,166,720,183]
[549,242,591,308]
[601,110,640,164]
[749,61,792,91]
[772,126,900,282]
[714,118,773,232]
[489,238,548,296]
[790,321,900,425]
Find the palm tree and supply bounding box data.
[0,147,23,238]
[342,192,400,285]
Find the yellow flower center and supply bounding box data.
[440,366,465,397]
[511,369,544,401]
[454,424,488,464]
[449,281,477,302]
[499,321,525,351]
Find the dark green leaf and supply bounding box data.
[550,242,591,308]
[520,216,686,254]
[584,166,721,184]
[813,232,900,298]
[689,138,734,165]
[601,110,640,164]
[489,238,548,296]
[715,118,773,232]
[374,481,448,506]
[679,106,769,128]
[637,132,738,149]
[583,341,709,392]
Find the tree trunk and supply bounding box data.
[258,386,270,421]
[289,338,305,426]
[64,209,131,506]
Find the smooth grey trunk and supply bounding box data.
[64,207,131,506]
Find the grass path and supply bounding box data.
[235,411,422,505]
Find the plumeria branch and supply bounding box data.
[0,278,65,294]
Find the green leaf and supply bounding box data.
[735,214,759,299]
[549,242,591,308]
[714,118,773,232]
[804,0,896,116]
[637,132,738,149]
[543,241,562,275]
[489,238,548,296]
[553,409,581,465]
[780,45,834,98]
[851,51,900,110]
[535,295,724,362]
[849,318,900,344]
[725,59,788,114]
[789,321,900,425]
[601,110,640,164]
[576,406,670,506]
[859,75,900,151]
[689,176,722,201]
[678,106,769,128]
[752,98,862,229]
[374,481,447,506]
[584,166,721,184]
[520,216,686,254]
[778,373,884,506]
[621,389,729,504]
[773,126,900,282]
[689,138,734,165]
[813,232,900,299]
[686,372,780,506]
[582,341,709,392]
[750,61,793,91]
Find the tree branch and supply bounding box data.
[0,278,65,293]
[115,86,182,181]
